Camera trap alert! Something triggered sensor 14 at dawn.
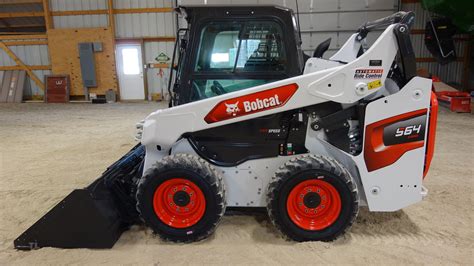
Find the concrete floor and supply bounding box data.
[0,102,472,264]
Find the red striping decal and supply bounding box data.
[364,109,427,172]
[423,92,438,178]
[204,83,298,124]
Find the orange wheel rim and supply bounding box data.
[286,179,341,230]
[153,178,206,228]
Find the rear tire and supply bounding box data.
[266,154,358,241]
[136,154,226,242]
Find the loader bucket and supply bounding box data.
[14,144,145,250]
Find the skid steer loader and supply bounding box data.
[15,6,438,250]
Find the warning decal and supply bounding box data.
[368,79,382,90]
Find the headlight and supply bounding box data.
[135,120,144,141]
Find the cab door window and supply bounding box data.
[195,20,287,73]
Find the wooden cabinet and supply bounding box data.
[45,75,70,103]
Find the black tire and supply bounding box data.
[266,154,358,241]
[136,154,226,242]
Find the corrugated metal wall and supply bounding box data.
[113,0,176,99]
[50,0,108,28]
[1,0,469,101]
[402,1,468,85]
[114,0,174,37]
[0,42,50,97]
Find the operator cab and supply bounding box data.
[169,6,306,106]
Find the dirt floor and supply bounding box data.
[0,102,472,265]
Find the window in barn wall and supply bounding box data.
[122,48,140,75]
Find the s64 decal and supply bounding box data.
[383,115,426,146]
[395,125,422,137]
[364,109,427,172]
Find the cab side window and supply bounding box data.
[195,21,286,73]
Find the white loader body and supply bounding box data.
[140,24,434,212]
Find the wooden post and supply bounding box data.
[0,41,45,91]
[461,37,472,91]
[108,0,120,99]
[42,0,53,30]
[108,0,115,35]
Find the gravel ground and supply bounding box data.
[0,102,472,265]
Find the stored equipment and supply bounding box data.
[15,7,438,250]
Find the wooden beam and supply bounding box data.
[107,0,115,35]
[0,34,47,40]
[51,10,108,16]
[0,65,51,71]
[0,0,42,4]
[42,0,53,30]
[0,12,44,18]
[461,40,471,91]
[51,7,173,16]
[416,57,463,63]
[0,24,45,29]
[115,38,143,44]
[0,32,45,35]
[0,42,45,91]
[116,37,176,43]
[149,63,170,68]
[107,0,120,99]
[113,7,174,14]
[411,30,472,43]
[143,36,176,42]
[411,29,425,35]
[3,40,48,46]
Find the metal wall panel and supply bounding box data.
[0,44,50,97]
[29,70,52,97]
[0,70,51,98]
[113,0,175,38]
[144,42,175,98]
[50,0,108,11]
[0,45,49,70]
[402,2,468,84]
[113,0,172,9]
[51,0,108,28]
[53,15,108,28]
[115,12,175,37]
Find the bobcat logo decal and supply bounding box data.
[204,83,298,124]
[225,102,240,116]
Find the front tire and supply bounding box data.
[136,154,226,242]
[266,155,358,241]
